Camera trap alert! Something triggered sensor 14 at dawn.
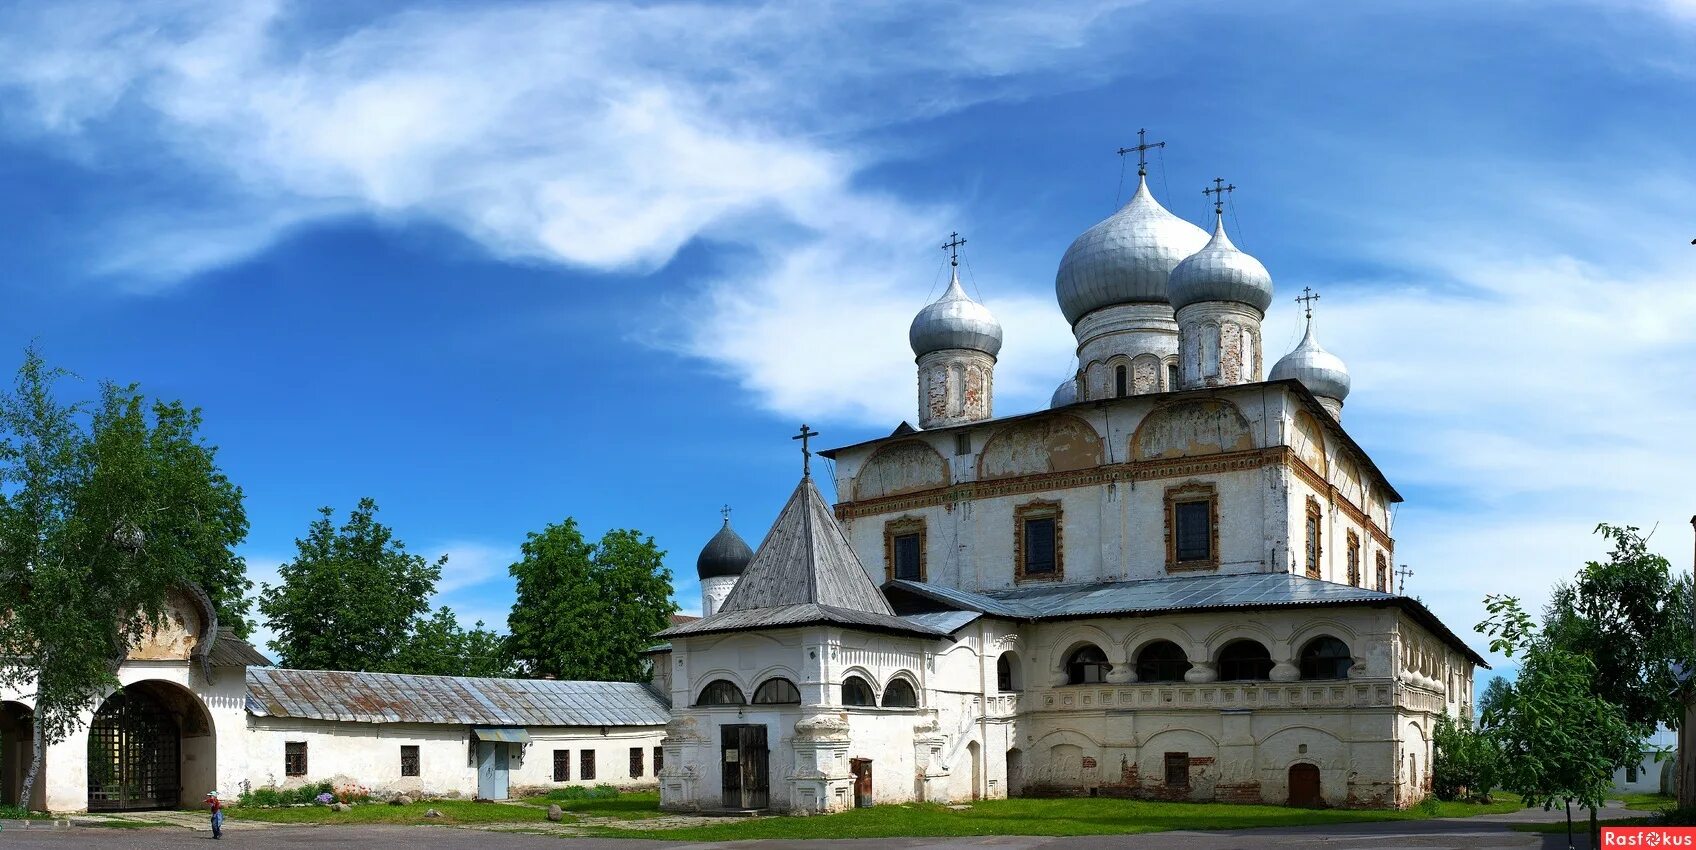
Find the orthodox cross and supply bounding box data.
[1396,563,1414,594]
[1116,128,1165,177]
[720,504,732,525]
[1295,287,1321,320]
[1203,177,1236,216]
[941,232,967,267]
[793,423,820,478]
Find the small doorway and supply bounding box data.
[968,742,982,800]
[1288,763,1321,807]
[850,758,873,808]
[720,725,769,810]
[1006,748,1024,797]
[477,742,510,800]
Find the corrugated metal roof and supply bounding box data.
[246,668,671,727]
[900,610,982,634]
[209,635,272,668]
[661,603,948,639]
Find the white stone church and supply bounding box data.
[652,168,1484,813]
[0,161,1483,816]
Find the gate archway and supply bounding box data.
[87,681,214,811]
[0,701,42,810]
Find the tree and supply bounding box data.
[1478,594,1642,848]
[507,520,676,682]
[1432,713,1499,802]
[389,607,511,678]
[1542,524,1694,731]
[259,498,443,671]
[0,349,249,811]
[1475,676,1512,728]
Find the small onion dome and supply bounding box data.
[1168,216,1274,314]
[1270,315,1351,402]
[909,269,1003,358]
[1049,377,1078,408]
[696,518,753,580]
[1055,175,1210,326]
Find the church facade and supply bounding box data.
[654,165,1483,813]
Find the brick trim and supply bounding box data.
[1165,482,1220,573]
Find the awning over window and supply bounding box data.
[472,726,531,743]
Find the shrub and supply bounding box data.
[1433,714,1499,802]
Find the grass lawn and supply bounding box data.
[228,799,563,826]
[580,794,1526,840]
[519,790,665,820]
[1620,792,1676,812]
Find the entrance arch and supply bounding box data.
[1006,747,1024,797]
[1288,763,1321,807]
[967,741,982,800]
[87,681,214,811]
[0,701,42,810]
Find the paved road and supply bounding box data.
[0,820,1610,850]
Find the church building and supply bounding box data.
[654,157,1484,813]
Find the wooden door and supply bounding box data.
[850,758,873,808]
[720,725,769,809]
[1288,763,1321,807]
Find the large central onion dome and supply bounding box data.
[696,518,753,580]
[1270,315,1351,403]
[909,269,1003,358]
[1054,176,1210,325]
[1168,216,1274,313]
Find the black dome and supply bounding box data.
[696,521,753,579]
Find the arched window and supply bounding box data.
[1135,640,1192,683]
[842,675,876,707]
[1299,636,1352,680]
[996,653,1021,692]
[1217,640,1274,681]
[1166,363,1180,391]
[1115,365,1128,398]
[751,677,801,704]
[695,679,746,706]
[882,679,919,708]
[1065,645,1111,685]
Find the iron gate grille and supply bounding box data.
[87,691,179,811]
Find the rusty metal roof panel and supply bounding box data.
[245,668,671,727]
[208,636,272,668]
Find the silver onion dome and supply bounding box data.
[1270,315,1351,402]
[1168,216,1274,313]
[696,518,753,580]
[1049,377,1078,408]
[909,269,1003,358]
[1055,175,1210,326]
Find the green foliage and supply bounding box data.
[258,499,444,671]
[0,348,249,810]
[235,780,372,807]
[1476,676,1511,728]
[540,784,622,801]
[506,520,676,682]
[1432,714,1499,802]
[389,607,512,678]
[1542,524,1694,731]
[1476,594,1642,812]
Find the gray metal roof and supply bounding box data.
[246,668,671,727]
[910,269,1003,357]
[662,477,948,639]
[210,635,271,668]
[899,610,982,634]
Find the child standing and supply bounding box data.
[204,791,223,839]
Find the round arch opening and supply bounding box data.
[87,680,215,812]
[0,701,42,810]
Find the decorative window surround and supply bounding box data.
[1014,500,1063,582]
[1165,482,1220,572]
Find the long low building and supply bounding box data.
[0,588,670,812]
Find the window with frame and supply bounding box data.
[842,675,876,706]
[1346,531,1361,586]
[1298,636,1352,680]
[695,679,746,706]
[884,517,926,582]
[1217,640,1274,681]
[580,750,596,781]
[1165,484,1218,570]
[654,747,664,774]
[285,741,307,777]
[752,677,801,704]
[995,654,1021,692]
[1066,645,1111,685]
[1304,498,1323,578]
[1135,640,1192,683]
[1164,752,1190,787]
[1115,364,1129,397]
[1014,501,1062,581]
[881,679,919,708]
[1166,362,1180,391]
[400,744,420,777]
[954,432,972,456]
[629,747,644,778]
[1375,552,1388,592]
[553,749,570,782]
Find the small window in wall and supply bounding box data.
[1115,365,1128,398]
[553,749,570,782]
[1166,363,1180,391]
[842,675,877,706]
[1346,532,1361,586]
[1375,553,1389,592]
[1627,765,1640,783]
[1014,501,1062,581]
[1304,498,1323,579]
[630,747,644,778]
[1166,484,1218,571]
[882,679,919,708]
[695,679,746,706]
[285,741,307,777]
[400,745,420,778]
[996,654,1021,692]
[654,747,664,774]
[752,677,802,704]
[1164,752,1190,788]
[580,750,597,781]
[884,517,926,583]
[1066,645,1111,685]
[955,432,972,456]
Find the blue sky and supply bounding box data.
[0,0,1692,680]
